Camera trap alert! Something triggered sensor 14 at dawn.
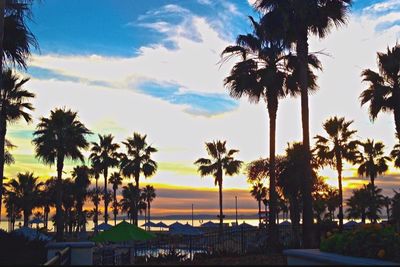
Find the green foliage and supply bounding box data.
[320,225,400,262]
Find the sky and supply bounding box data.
[3,0,400,217]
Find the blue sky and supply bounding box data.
[4,0,400,216]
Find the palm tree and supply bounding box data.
[358,139,390,188]
[89,161,101,231]
[61,178,75,234]
[89,134,120,225]
[360,44,400,135]
[256,0,352,248]
[221,15,319,245]
[325,187,340,221]
[4,190,19,230]
[346,187,369,224]
[0,69,34,220]
[142,185,156,230]
[314,116,360,231]
[194,140,243,232]
[390,134,400,168]
[383,196,391,221]
[71,165,91,233]
[4,172,42,227]
[108,172,123,226]
[32,108,91,241]
[120,183,142,224]
[250,182,267,226]
[120,133,157,225]
[392,190,400,231]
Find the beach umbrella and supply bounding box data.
[169,223,203,236]
[200,221,218,228]
[92,222,113,231]
[141,221,158,228]
[279,220,292,226]
[344,220,359,228]
[168,221,184,228]
[155,222,169,228]
[91,221,156,242]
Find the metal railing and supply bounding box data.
[43,246,71,266]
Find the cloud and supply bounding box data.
[363,0,400,14]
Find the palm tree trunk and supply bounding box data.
[94,178,99,233]
[134,174,139,226]
[337,159,344,232]
[297,32,314,249]
[393,82,400,136]
[289,196,300,248]
[55,155,64,241]
[104,168,108,224]
[148,202,151,227]
[0,1,5,224]
[0,116,6,223]
[113,188,117,226]
[23,209,29,227]
[258,200,261,226]
[268,107,278,249]
[218,178,223,234]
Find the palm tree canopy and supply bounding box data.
[358,139,391,181]
[32,108,92,165]
[109,172,123,191]
[120,132,158,184]
[360,44,400,120]
[72,165,91,199]
[0,69,34,123]
[89,134,120,175]
[314,116,360,168]
[250,182,267,202]
[194,140,243,186]
[255,0,352,43]
[3,0,38,69]
[142,185,156,203]
[120,183,144,217]
[390,134,400,168]
[5,172,43,213]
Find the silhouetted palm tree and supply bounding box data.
[194,140,243,232]
[4,190,19,230]
[314,116,360,231]
[32,108,91,241]
[360,44,400,135]
[109,172,123,226]
[120,183,143,225]
[5,172,42,226]
[142,185,156,230]
[0,69,34,220]
[358,139,390,188]
[89,134,120,225]
[89,161,101,231]
[390,134,400,168]
[41,177,56,231]
[392,190,400,231]
[346,186,369,224]
[250,182,267,226]
[325,187,340,221]
[120,132,157,225]
[71,165,91,233]
[383,196,391,221]
[255,0,352,247]
[61,178,75,234]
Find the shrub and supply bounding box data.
[320,224,400,262]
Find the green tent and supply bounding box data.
[91,220,156,242]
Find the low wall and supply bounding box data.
[46,242,95,265]
[283,249,400,266]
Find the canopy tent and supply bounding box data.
[168,221,184,228]
[344,220,359,228]
[91,221,156,242]
[29,218,44,225]
[13,227,52,241]
[200,221,218,228]
[169,223,203,236]
[93,222,113,231]
[155,222,169,228]
[141,221,159,228]
[279,220,292,226]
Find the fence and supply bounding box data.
[43,246,71,266]
[93,225,303,265]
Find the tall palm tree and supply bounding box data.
[108,172,123,226]
[4,172,42,226]
[0,69,34,220]
[120,183,143,225]
[360,44,400,135]
[41,177,56,231]
[71,165,91,233]
[89,160,101,231]
[194,140,243,232]
[32,108,91,241]
[358,139,390,188]
[120,133,157,225]
[89,134,120,225]
[250,182,267,226]
[256,0,352,247]
[314,116,360,231]
[142,185,156,230]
